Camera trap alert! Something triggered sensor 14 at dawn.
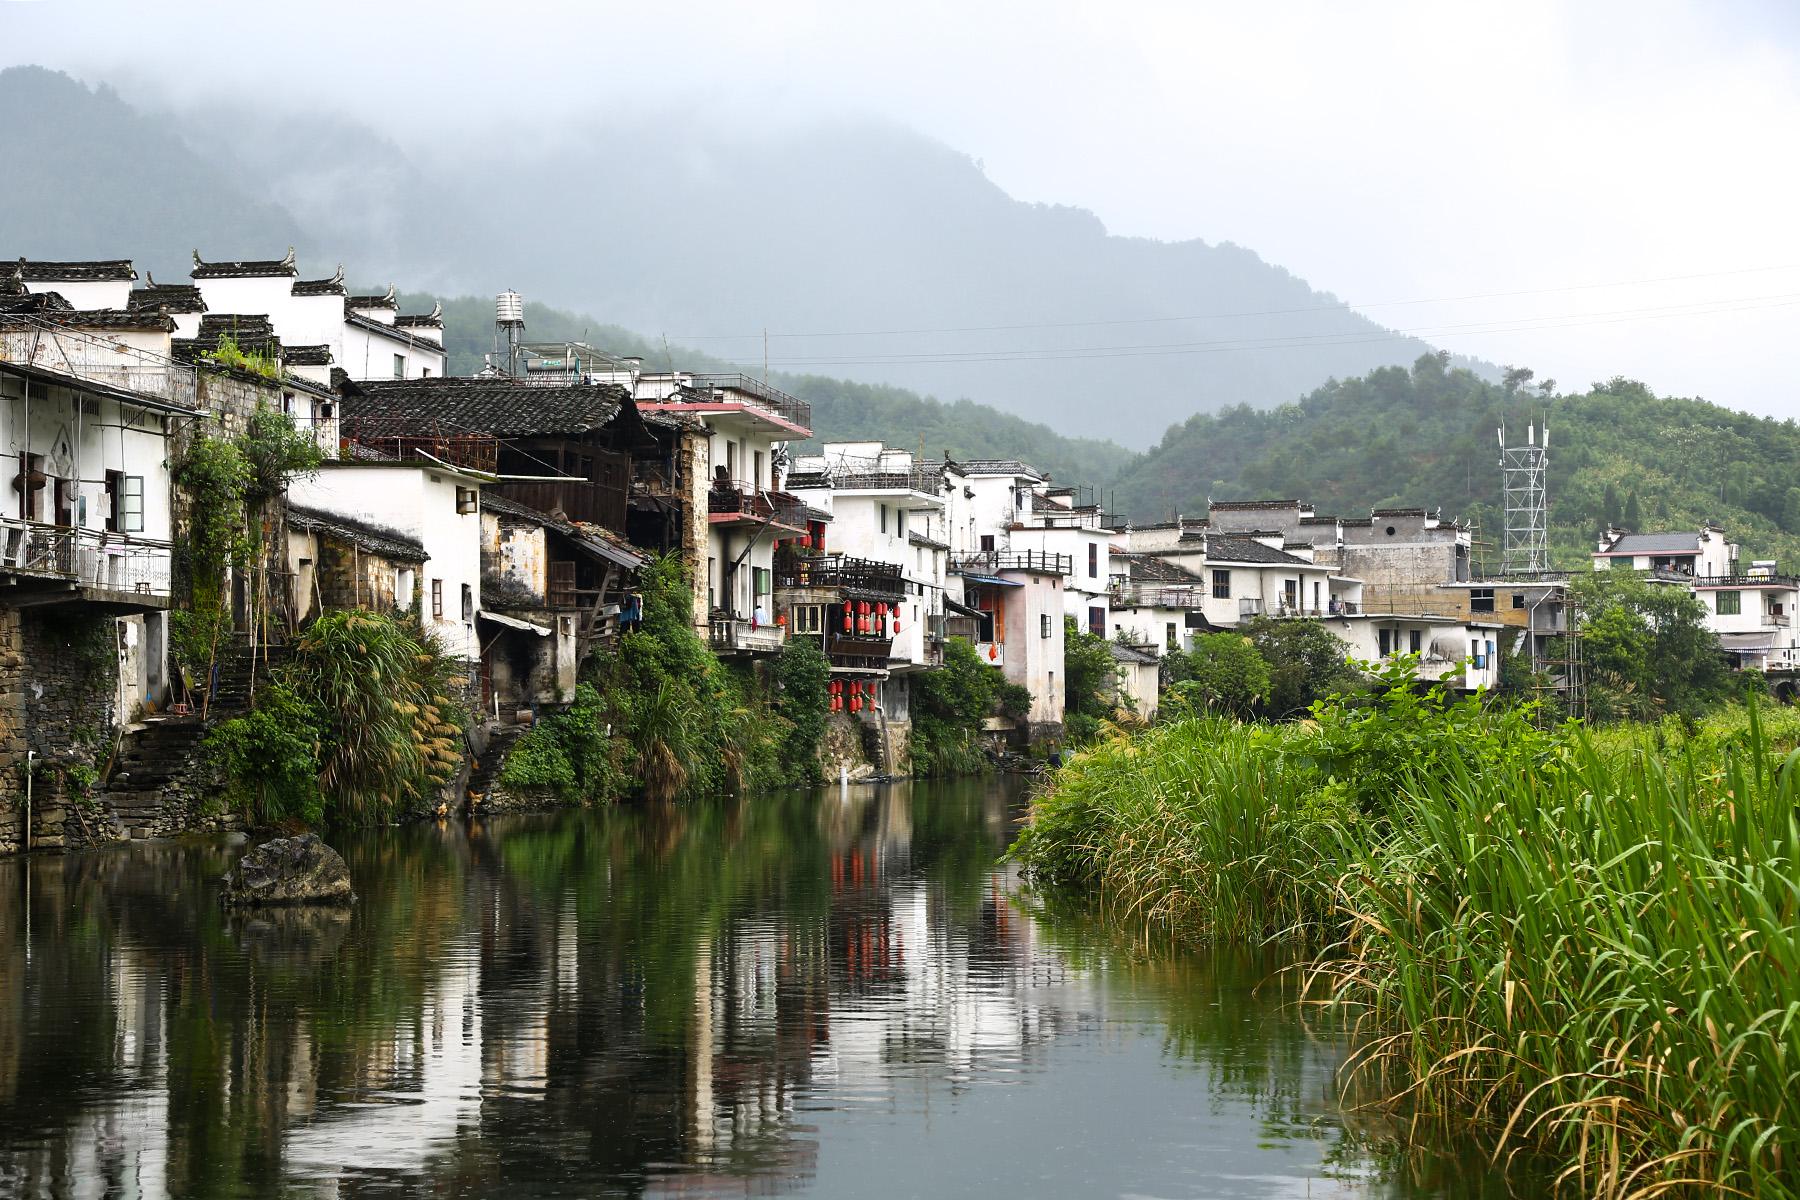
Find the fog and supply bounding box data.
[5,0,1798,419]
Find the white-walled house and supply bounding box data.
[786,443,947,673]
[287,458,491,664]
[1592,527,1735,578]
[1005,486,1117,638]
[188,252,446,381]
[636,371,812,651]
[1,282,189,728]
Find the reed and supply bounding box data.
[1012,697,1800,1197]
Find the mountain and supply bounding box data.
[416,293,1135,489]
[2,66,1470,447]
[1116,352,1800,569]
[0,66,309,273]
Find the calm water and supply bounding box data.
[0,779,1540,1199]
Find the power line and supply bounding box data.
[667,262,1800,343]
[715,291,1800,371]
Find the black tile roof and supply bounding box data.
[1206,535,1313,566]
[1209,499,1301,511]
[284,344,333,367]
[0,289,72,314]
[172,314,282,365]
[341,377,631,439]
[394,303,442,327]
[191,248,298,279]
[1116,553,1205,583]
[950,457,1044,480]
[10,258,137,282]
[344,310,442,349]
[0,297,176,331]
[291,266,346,296]
[130,280,207,313]
[346,285,396,309]
[287,504,426,562]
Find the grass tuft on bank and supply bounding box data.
[1009,666,1800,1198]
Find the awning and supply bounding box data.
[477,610,552,636]
[573,534,644,572]
[958,573,1024,589]
[944,596,985,618]
[1720,632,1776,650]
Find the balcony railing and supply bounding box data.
[0,519,173,598]
[830,467,944,496]
[685,373,812,432]
[2,325,198,409]
[950,550,1072,576]
[710,615,787,654]
[708,482,809,531]
[1111,583,1208,609]
[775,552,907,595]
[1695,573,1800,588]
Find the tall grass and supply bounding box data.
[1011,693,1800,1197]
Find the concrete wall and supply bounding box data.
[996,571,1064,731]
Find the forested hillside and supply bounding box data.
[415,294,1135,488]
[1116,352,1800,568]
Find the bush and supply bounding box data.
[773,640,831,787]
[204,684,324,825]
[912,637,1013,775]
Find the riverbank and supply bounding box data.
[1009,674,1800,1198]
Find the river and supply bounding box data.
[0,778,1542,1198]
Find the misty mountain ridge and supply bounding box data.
[0,65,1476,446]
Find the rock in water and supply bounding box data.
[220,834,355,906]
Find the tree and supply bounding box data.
[1167,633,1270,718]
[1602,482,1621,529]
[1243,617,1359,717]
[1502,365,1535,395]
[1063,618,1120,742]
[1782,487,1800,533]
[1622,490,1641,531]
[1569,570,1730,720]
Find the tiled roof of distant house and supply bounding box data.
[284,344,333,367]
[341,377,630,438]
[784,469,831,490]
[346,286,397,310]
[191,249,298,279]
[1205,535,1313,566]
[1109,642,1160,666]
[1115,553,1205,583]
[174,314,282,362]
[287,504,427,563]
[130,279,207,313]
[1371,507,1430,518]
[1598,531,1704,555]
[951,458,1044,480]
[0,289,174,331]
[480,491,646,570]
[1209,499,1300,511]
[10,258,137,282]
[291,266,346,296]
[394,303,442,328]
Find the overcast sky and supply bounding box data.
[6,0,1799,416]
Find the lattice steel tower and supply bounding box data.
[1499,422,1548,574]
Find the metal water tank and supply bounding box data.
[496,290,524,325]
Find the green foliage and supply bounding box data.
[285,610,465,823]
[1242,617,1359,717]
[499,726,576,795]
[1569,568,1731,720]
[1164,632,1269,718]
[1115,356,1800,572]
[203,333,283,380]
[499,684,621,801]
[204,684,324,825]
[1013,686,1800,1196]
[1061,617,1116,733]
[172,434,250,592]
[240,404,323,504]
[772,640,831,787]
[912,637,1011,775]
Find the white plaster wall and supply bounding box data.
[997,573,1064,727]
[23,278,134,310]
[288,464,482,661]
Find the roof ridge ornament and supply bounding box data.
[428,301,442,321]
[281,247,296,270]
[383,283,396,303]
[331,264,345,286]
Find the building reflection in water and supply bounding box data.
[0,779,1423,1200]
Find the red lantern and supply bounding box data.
[894,617,902,634]
[987,644,999,661]
[843,606,853,633]
[876,602,887,617]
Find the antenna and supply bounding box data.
[1498,422,1549,574]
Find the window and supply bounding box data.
[794,604,822,635]
[397,568,415,606]
[461,583,473,623]
[431,579,444,620]
[880,504,889,534]
[1088,542,1098,578]
[980,534,995,552]
[1716,590,1742,616]
[753,566,771,599]
[1212,569,1231,600]
[707,558,717,611]
[104,472,144,533]
[1512,593,1527,609]
[1379,629,1392,657]
[1471,588,1495,613]
[753,450,764,488]
[393,353,406,379]
[1409,629,1422,654]
[281,391,295,415]
[1166,622,1178,650]
[1040,613,1053,639]
[1088,606,1104,636]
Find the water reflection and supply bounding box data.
[0,780,1537,1199]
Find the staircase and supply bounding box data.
[464,722,528,811]
[95,640,293,840]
